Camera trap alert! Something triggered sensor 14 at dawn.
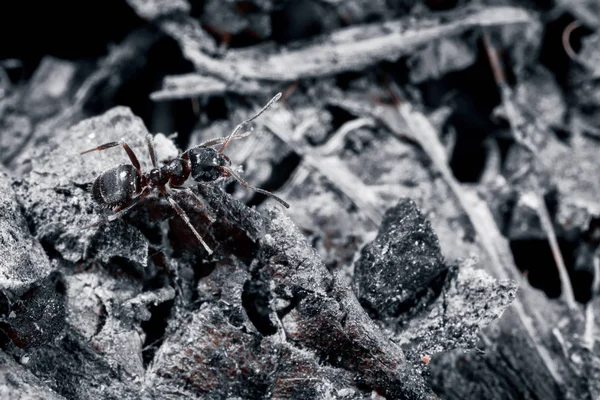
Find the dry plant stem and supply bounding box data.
[227,6,530,81]
[152,6,532,100]
[521,193,578,311]
[319,117,377,156]
[219,93,282,153]
[583,303,595,349]
[562,20,582,62]
[482,30,578,311]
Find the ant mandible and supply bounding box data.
[81,93,288,255]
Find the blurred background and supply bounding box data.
[1,0,599,398]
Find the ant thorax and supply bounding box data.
[147,168,167,188]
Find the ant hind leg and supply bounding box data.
[82,188,149,230]
[81,141,143,176]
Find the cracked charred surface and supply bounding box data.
[2,102,518,399]
[147,256,371,399]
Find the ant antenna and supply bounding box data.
[224,166,290,208]
[218,92,282,154]
[198,129,253,148]
[146,134,158,168]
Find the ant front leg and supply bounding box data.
[81,140,143,176]
[171,187,217,223]
[161,188,213,255]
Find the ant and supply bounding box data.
[81,93,288,255]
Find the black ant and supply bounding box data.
[81,93,288,255]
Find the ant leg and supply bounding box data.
[198,129,253,148]
[164,193,213,255]
[83,188,149,229]
[224,167,290,208]
[81,141,142,176]
[218,92,282,153]
[171,187,216,223]
[145,134,158,168]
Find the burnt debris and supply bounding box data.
[1,0,599,399]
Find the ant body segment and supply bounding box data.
[81,93,288,255]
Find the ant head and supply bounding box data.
[188,146,231,182]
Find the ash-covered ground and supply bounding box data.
[1,1,599,399]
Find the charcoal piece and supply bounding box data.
[196,183,264,244]
[14,107,150,266]
[0,172,51,293]
[427,329,565,400]
[0,350,64,400]
[63,273,106,340]
[257,207,438,400]
[353,198,447,319]
[150,257,373,399]
[0,272,66,349]
[195,258,253,330]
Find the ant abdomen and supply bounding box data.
[92,164,141,207]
